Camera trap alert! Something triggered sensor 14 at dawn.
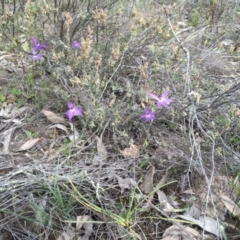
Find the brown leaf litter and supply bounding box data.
[18,138,41,151]
[120,143,140,158]
[141,164,155,194]
[42,109,66,124]
[96,136,108,161]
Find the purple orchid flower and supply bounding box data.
[31,37,47,51]
[148,90,174,109]
[65,102,82,121]
[72,40,81,49]
[29,49,42,60]
[140,107,155,122]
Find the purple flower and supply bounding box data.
[72,40,81,49]
[31,37,47,51]
[65,102,82,121]
[140,107,155,122]
[148,90,174,109]
[29,49,42,60]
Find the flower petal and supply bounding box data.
[156,101,163,108]
[31,37,37,45]
[160,90,169,98]
[29,53,42,60]
[161,102,170,109]
[72,40,81,49]
[67,102,74,109]
[66,109,74,121]
[145,106,150,114]
[165,99,174,104]
[31,48,37,55]
[140,107,155,122]
[73,107,82,116]
[148,93,160,101]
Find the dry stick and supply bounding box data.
[96,121,109,202]
[164,4,196,184]
[163,6,191,95]
[164,6,223,237]
[190,109,223,237]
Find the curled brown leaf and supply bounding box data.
[120,144,140,158]
[42,109,66,124]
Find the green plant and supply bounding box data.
[65,178,179,239]
[46,183,76,220]
[26,72,34,87]
[65,180,143,239]
[229,135,240,145]
[11,87,21,97]
[24,129,38,138]
[0,93,6,104]
[1,0,240,239]
[191,9,200,27]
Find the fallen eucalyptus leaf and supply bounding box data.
[220,193,240,218]
[116,175,136,193]
[157,190,175,213]
[143,170,171,209]
[120,144,140,158]
[0,105,28,118]
[42,109,66,124]
[185,205,201,219]
[177,214,222,237]
[2,127,16,152]
[96,136,108,161]
[162,224,201,240]
[141,165,155,194]
[18,138,41,151]
[57,226,75,240]
[76,215,93,240]
[49,124,69,134]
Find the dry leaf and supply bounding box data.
[156,170,171,188]
[220,193,240,218]
[177,214,221,237]
[157,190,175,213]
[49,124,69,134]
[144,170,170,209]
[18,138,41,151]
[57,226,75,240]
[116,175,136,193]
[120,144,140,158]
[76,215,93,240]
[162,224,201,240]
[76,215,89,231]
[0,105,28,118]
[141,165,155,194]
[96,136,108,161]
[185,205,201,219]
[2,127,16,152]
[42,109,66,124]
